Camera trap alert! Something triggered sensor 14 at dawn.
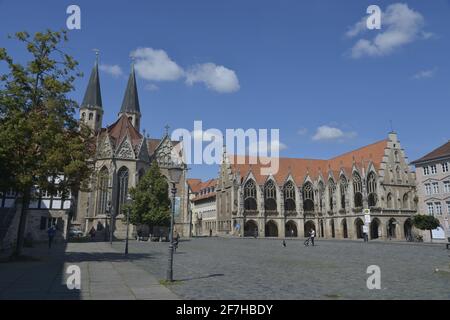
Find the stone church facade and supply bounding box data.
[73,60,189,239]
[215,132,418,241]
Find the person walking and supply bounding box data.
[363,225,369,242]
[282,240,286,247]
[47,225,56,249]
[310,229,316,246]
[89,227,96,241]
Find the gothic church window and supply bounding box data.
[117,167,129,215]
[96,167,109,215]
[264,180,277,211]
[303,182,314,212]
[244,179,257,211]
[284,181,296,212]
[353,172,363,208]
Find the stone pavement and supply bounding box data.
[0,241,179,300]
[113,237,450,300]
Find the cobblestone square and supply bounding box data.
[114,238,450,300]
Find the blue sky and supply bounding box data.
[1,0,450,180]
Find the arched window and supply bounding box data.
[89,113,93,120]
[367,172,377,207]
[117,167,129,215]
[353,172,363,207]
[96,167,109,215]
[394,150,399,162]
[340,176,347,209]
[402,193,409,209]
[284,181,296,212]
[328,178,336,210]
[244,179,257,211]
[318,181,325,212]
[387,193,394,209]
[396,166,402,182]
[264,180,277,211]
[303,182,314,212]
[81,112,86,120]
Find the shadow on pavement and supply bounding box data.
[178,273,225,282]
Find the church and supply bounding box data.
[73,58,190,239]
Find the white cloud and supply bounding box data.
[185,63,240,93]
[131,48,184,81]
[312,126,357,142]
[99,64,123,78]
[412,68,437,80]
[347,3,431,58]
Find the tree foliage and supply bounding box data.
[127,161,171,227]
[412,214,440,231]
[0,30,93,254]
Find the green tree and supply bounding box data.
[0,30,93,256]
[127,161,171,230]
[412,214,441,242]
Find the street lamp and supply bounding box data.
[125,193,132,255]
[107,200,113,245]
[166,165,183,282]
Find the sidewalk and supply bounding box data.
[0,241,179,300]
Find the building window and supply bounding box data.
[96,167,109,215]
[117,167,129,215]
[427,203,434,215]
[244,179,257,211]
[444,181,450,193]
[432,182,439,194]
[435,202,442,215]
[284,181,296,212]
[443,162,449,173]
[328,179,336,210]
[447,201,450,214]
[425,184,432,195]
[264,180,277,211]
[353,172,363,208]
[431,165,437,175]
[340,176,347,209]
[367,172,377,207]
[89,113,93,120]
[423,166,430,176]
[302,182,314,212]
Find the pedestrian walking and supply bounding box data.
[89,227,96,241]
[47,225,56,249]
[282,240,286,247]
[174,231,180,252]
[310,229,316,246]
[363,225,369,242]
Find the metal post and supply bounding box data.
[125,204,130,255]
[166,183,177,282]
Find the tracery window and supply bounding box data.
[303,182,314,212]
[353,172,363,207]
[96,167,109,215]
[283,181,296,212]
[340,176,347,209]
[244,179,257,211]
[328,178,336,210]
[264,180,277,211]
[117,167,129,215]
[367,172,378,207]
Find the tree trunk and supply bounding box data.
[13,190,30,257]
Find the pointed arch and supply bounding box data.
[328,178,336,210]
[303,182,314,212]
[367,171,378,207]
[340,175,348,209]
[264,179,277,212]
[117,166,129,215]
[283,180,296,213]
[353,171,363,207]
[96,166,109,215]
[244,179,257,211]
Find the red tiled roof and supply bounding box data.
[106,114,142,150]
[188,179,217,201]
[412,141,450,164]
[230,139,388,185]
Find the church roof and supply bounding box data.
[229,139,388,185]
[81,62,102,109]
[106,114,143,150]
[146,137,181,157]
[411,140,450,164]
[120,65,141,114]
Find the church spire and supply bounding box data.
[81,51,102,110]
[119,63,141,131]
[120,63,141,115]
[80,51,103,133]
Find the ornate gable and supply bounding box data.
[97,135,113,159]
[116,136,135,159]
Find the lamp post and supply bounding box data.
[109,201,114,245]
[105,201,111,242]
[166,165,183,282]
[125,193,132,255]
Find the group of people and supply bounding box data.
[282,229,316,247]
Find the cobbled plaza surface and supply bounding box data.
[113,237,450,300]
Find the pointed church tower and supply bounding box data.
[80,52,103,133]
[118,64,141,131]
